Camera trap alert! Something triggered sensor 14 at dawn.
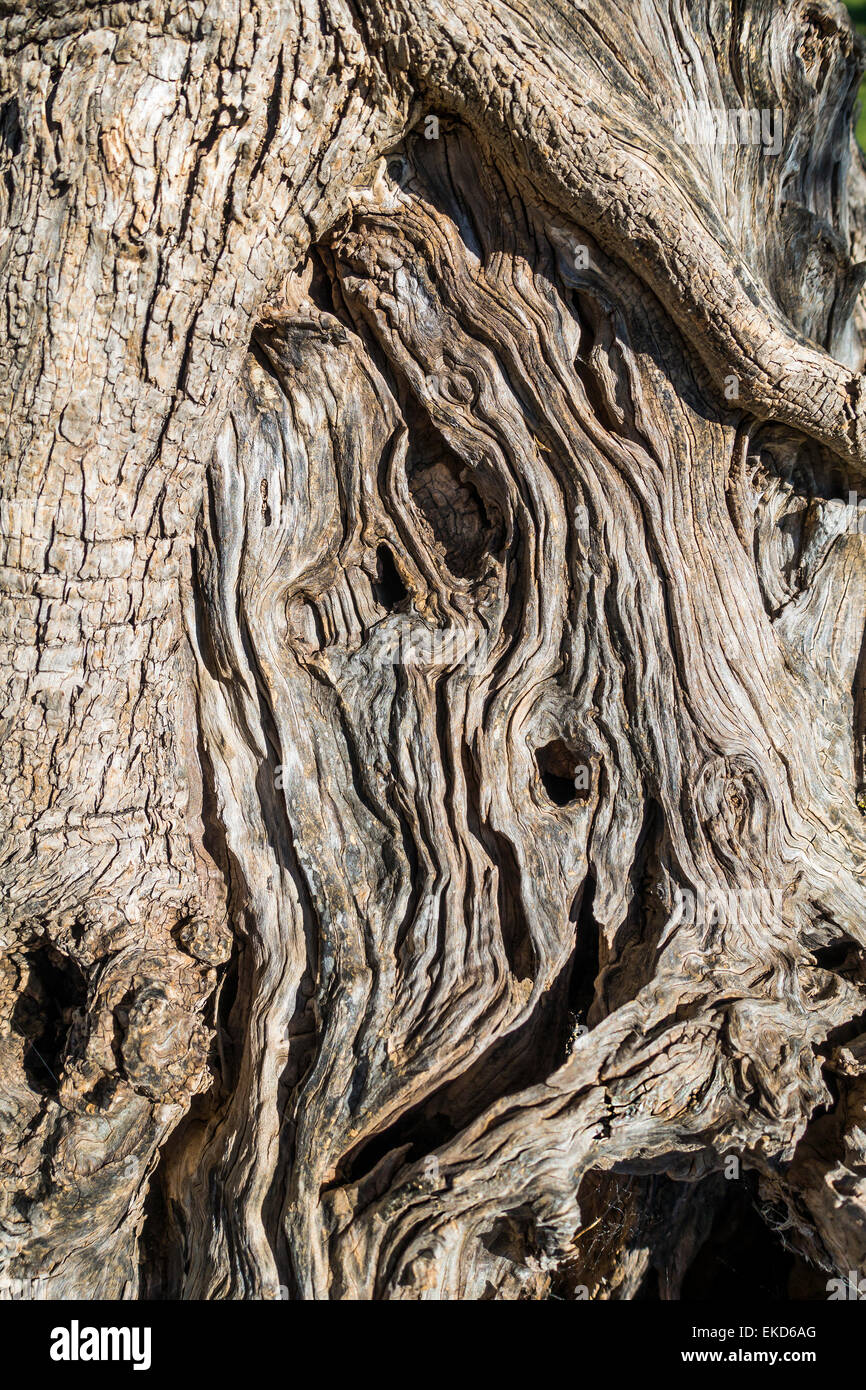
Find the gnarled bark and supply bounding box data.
[2,0,866,1300]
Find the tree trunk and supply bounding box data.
[2,0,866,1301]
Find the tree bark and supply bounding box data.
[2,0,866,1300]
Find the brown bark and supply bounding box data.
[2,0,866,1300]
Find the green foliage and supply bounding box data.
[846,2,866,149]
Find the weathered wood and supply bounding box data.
[2,0,866,1300]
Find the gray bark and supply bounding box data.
[2,0,866,1300]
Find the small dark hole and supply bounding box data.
[401,390,504,578]
[536,739,591,807]
[568,871,600,1026]
[637,1267,662,1301]
[813,939,856,973]
[11,945,86,1095]
[680,1177,799,1301]
[0,97,22,158]
[334,1108,457,1188]
[372,544,408,611]
[307,249,341,316]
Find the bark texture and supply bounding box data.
[2,0,866,1300]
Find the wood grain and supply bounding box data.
[1,0,866,1300]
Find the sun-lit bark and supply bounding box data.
[2,0,866,1300]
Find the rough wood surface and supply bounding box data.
[2,0,866,1300]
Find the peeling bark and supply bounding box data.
[3,0,866,1301]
